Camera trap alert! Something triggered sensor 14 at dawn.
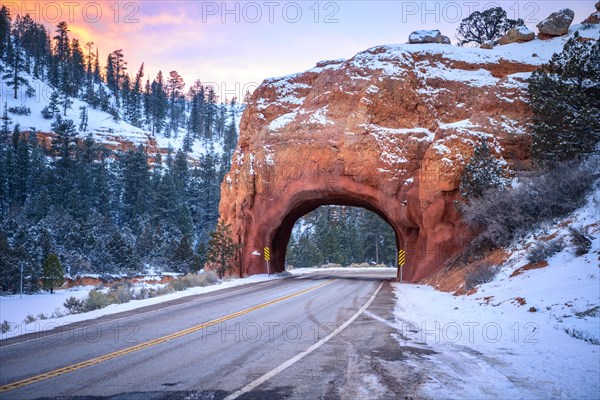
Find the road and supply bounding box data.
[0,269,408,400]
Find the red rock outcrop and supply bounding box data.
[219,41,545,281]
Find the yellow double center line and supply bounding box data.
[0,279,334,393]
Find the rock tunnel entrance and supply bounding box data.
[285,205,397,269]
[219,172,449,282]
[264,192,403,276]
[278,204,398,271]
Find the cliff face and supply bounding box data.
[218,33,579,281]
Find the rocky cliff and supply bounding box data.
[219,23,599,281]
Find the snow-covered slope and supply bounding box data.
[0,66,243,158]
[392,186,600,399]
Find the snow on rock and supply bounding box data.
[537,8,575,37]
[499,26,535,45]
[408,30,443,44]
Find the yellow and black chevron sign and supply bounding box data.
[398,249,405,266]
[264,247,271,262]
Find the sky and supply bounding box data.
[1,1,596,101]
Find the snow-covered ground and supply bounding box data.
[391,189,600,399]
[0,274,281,340]
[0,64,243,158]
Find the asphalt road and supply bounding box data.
[0,269,401,400]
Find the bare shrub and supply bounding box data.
[569,228,592,256]
[346,262,372,268]
[23,314,36,324]
[465,261,499,290]
[167,271,219,292]
[83,290,110,311]
[1,320,11,334]
[319,263,343,269]
[463,158,598,249]
[527,239,565,264]
[563,327,600,345]
[107,283,134,304]
[63,296,84,314]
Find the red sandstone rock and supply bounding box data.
[219,42,541,282]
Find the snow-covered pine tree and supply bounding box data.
[166,70,185,136]
[460,139,507,198]
[50,114,77,161]
[2,34,28,99]
[529,32,600,165]
[0,6,10,61]
[79,106,88,132]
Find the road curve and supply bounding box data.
[0,269,398,399]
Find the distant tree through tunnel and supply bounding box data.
[286,205,397,269]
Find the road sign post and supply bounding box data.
[264,246,271,275]
[398,249,405,283]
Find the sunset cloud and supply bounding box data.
[1,0,595,101]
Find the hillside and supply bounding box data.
[0,64,244,160]
[0,10,253,291]
[392,184,599,398]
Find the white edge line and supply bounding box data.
[224,281,385,400]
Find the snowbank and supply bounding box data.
[391,187,600,398]
[1,274,281,340]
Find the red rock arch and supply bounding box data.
[219,44,535,282]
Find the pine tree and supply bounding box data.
[150,71,168,135]
[106,49,127,106]
[79,106,88,132]
[46,90,60,118]
[166,70,185,136]
[0,6,11,61]
[207,220,238,278]
[223,98,238,164]
[12,131,29,207]
[59,89,73,116]
[529,33,600,165]
[0,104,12,216]
[51,114,77,161]
[0,102,11,144]
[105,231,139,273]
[53,22,70,63]
[42,253,64,293]
[2,35,28,99]
[187,80,205,138]
[171,235,200,273]
[69,38,85,96]
[203,86,217,140]
[460,139,507,198]
[121,145,151,229]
